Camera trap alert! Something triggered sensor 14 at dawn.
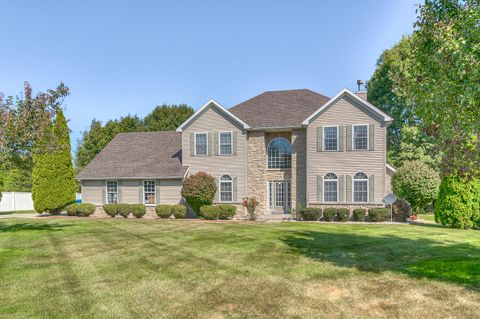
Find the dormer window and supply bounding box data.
[195,133,208,155]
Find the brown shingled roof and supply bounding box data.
[229,89,330,129]
[77,131,187,179]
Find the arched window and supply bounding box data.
[324,173,338,202]
[220,175,233,202]
[267,138,292,169]
[353,172,368,203]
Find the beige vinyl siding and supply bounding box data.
[307,95,387,204]
[121,179,140,204]
[159,179,183,204]
[182,105,247,203]
[81,180,103,205]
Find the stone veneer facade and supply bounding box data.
[246,129,306,215]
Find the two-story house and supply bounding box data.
[77,88,395,217]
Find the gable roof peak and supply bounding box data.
[302,88,393,125]
[176,99,249,132]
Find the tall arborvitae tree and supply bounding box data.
[32,111,76,213]
[32,120,55,213]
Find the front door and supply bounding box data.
[268,180,291,214]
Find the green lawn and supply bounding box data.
[0,219,479,318]
[418,213,437,223]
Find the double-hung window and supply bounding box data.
[219,132,232,155]
[144,180,156,205]
[195,133,207,155]
[220,175,233,202]
[106,180,118,204]
[323,173,338,202]
[353,125,368,150]
[323,126,338,151]
[353,172,368,203]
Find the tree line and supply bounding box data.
[368,0,480,228]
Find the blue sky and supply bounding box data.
[0,0,418,152]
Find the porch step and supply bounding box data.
[259,214,293,222]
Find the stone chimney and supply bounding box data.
[356,80,367,101]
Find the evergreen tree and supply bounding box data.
[32,111,76,213]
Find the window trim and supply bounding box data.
[106,180,118,204]
[352,124,369,151]
[219,174,233,203]
[218,131,233,156]
[323,125,339,151]
[266,137,292,170]
[323,173,339,203]
[143,180,156,206]
[352,172,369,203]
[194,132,208,156]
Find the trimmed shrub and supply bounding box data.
[217,204,237,220]
[172,205,187,219]
[199,205,220,220]
[299,208,322,221]
[352,208,366,222]
[103,204,118,217]
[392,198,411,222]
[435,175,480,229]
[323,208,336,222]
[155,205,172,218]
[368,208,390,222]
[130,204,146,218]
[392,160,440,213]
[336,208,350,222]
[181,172,216,213]
[76,203,95,217]
[66,204,77,216]
[117,204,131,218]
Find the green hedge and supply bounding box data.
[66,204,77,216]
[217,204,237,220]
[117,204,131,218]
[368,208,390,222]
[298,208,322,221]
[102,204,146,218]
[155,204,187,219]
[172,205,187,219]
[103,204,118,217]
[336,208,350,222]
[352,209,366,222]
[65,203,95,217]
[130,204,146,218]
[323,208,336,221]
[199,205,220,220]
[155,205,172,218]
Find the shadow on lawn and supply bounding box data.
[282,228,480,289]
[0,222,73,233]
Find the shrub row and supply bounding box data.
[297,207,391,222]
[65,203,96,217]
[155,205,187,219]
[199,204,237,220]
[103,204,146,218]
